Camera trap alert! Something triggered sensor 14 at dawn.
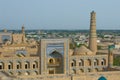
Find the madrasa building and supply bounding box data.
[0,11,120,80]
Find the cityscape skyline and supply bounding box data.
[0,0,120,30]
[0,11,120,80]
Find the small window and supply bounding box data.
[8,65,11,69]
[49,59,54,64]
[94,59,99,66]
[49,70,54,74]
[25,71,30,75]
[79,59,84,66]
[0,65,2,69]
[8,62,13,69]
[101,59,106,66]
[88,68,91,72]
[17,65,19,69]
[25,64,28,69]
[16,62,21,69]
[0,62,4,69]
[80,69,84,73]
[71,62,74,67]
[25,62,30,69]
[17,71,21,75]
[33,61,38,69]
[71,60,76,67]
[33,64,35,69]
[72,69,76,74]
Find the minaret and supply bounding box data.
[108,49,113,68]
[21,25,26,43]
[22,25,25,34]
[3,29,7,33]
[108,45,115,69]
[89,11,97,54]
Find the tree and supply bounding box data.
[113,56,120,66]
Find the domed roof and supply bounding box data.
[73,46,93,55]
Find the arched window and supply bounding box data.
[95,68,99,72]
[49,58,54,64]
[16,62,21,69]
[79,59,84,66]
[33,71,38,75]
[25,61,30,69]
[94,59,99,66]
[72,69,76,74]
[87,59,91,66]
[0,62,4,69]
[8,62,13,69]
[79,69,84,73]
[25,71,30,75]
[71,60,76,67]
[17,71,21,75]
[87,68,91,72]
[33,61,38,69]
[9,72,13,75]
[101,59,106,66]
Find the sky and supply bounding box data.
[0,0,120,30]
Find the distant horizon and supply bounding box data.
[1,28,120,31]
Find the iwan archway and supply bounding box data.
[98,76,107,80]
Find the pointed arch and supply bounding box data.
[16,61,22,69]
[25,61,30,69]
[87,59,91,66]
[71,59,76,67]
[25,71,30,75]
[94,68,99,72]
[0,62,4,69]
[33,61,38,69]
[79,59,84,66]
[79,69,84,73]
[8,62,13,69]
[33,71,38,75]
[98,76,107,80]
[17,71,21,75]
[49,50,62,58]
[94,59,99,66]
[87,68,91,72]
[72,69,76,74]
[101,59,106,66]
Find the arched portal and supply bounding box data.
[98,76,107,80]
[47,50,63,74]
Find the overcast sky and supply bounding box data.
[0,0,120,30]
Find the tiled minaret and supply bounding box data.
[89,11,97,54]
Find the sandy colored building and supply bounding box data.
[0,11,120,80]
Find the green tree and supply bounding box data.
[113,56,120,66]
